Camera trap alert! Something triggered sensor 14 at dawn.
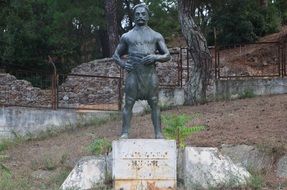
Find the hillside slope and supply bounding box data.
[218,25,287,77]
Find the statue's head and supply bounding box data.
[133,3,150,26]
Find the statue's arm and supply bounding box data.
[142,34,171,65]
[155,35,171,62]
[112,36,127,69]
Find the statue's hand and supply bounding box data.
[124,61,133,72]
[141,55,157,65]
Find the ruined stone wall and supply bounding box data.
[0,73,52,108]
[0,48,186,109]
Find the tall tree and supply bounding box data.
[105,0,119,56]
[177,0,212,104]
[259,0,268,8]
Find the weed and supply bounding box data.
[256,142,286,161]
[43,157,57,170]
[0,140,12,175]
[0,138,21,152]
[30,156,58,171]
[87,138,112,156]
[0,172,31,190]
[80,113,120,128]
[30,159,39,170]
[48,169,71,188]
[239,90,255,99]
[0,142,8,152]
[162,113,205,148]
[248,174,264,190]
[60,153,69,165]
[159,103,173,111]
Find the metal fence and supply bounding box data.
[0,49,189,111]
[214,41,286,79]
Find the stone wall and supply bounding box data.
[0,73,51,108]
[1,48,185,109]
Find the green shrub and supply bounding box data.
[87,138,112,156]
[240,90,255,99]
[162,114,205,148]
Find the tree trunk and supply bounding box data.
[259,0,268,9]
[105,0,119,57]
[177,0,212,105]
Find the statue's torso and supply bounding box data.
[122,27,160,99]
[123,27,160,56]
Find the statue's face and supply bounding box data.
[134,6,149,26]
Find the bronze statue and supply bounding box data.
[113,3,171,139]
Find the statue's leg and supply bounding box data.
[147,96,164,139]
[120,73,137,139]
[120,96,135,139]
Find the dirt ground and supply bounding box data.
[2,93,287,189]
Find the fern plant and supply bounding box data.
[162,114,205,148]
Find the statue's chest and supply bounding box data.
[128,34,156,47]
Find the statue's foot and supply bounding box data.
[119,133,128,139]
[155,132,164,139]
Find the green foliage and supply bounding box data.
[248,173,264,190]
[209,0,282,45]
[1,0,287,77]
[274,0,287,24]
[144,0,180,41]
[240,90,255,99]
[0,172,31,190]
[0,142,8,152]
[47,169,71,188]
[43,157,57,171]
[0,140,12,175]
[162,114,205,148]
[0,0,107,78]
[87,138,112,156]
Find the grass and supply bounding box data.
[239,89,256,99]
[248,174,264,190]
[87,138,112,156]
[0,172,31,190]
[0,113,120,190]
[46,169,71,189]
[256,141,286,161]
[79,112,120,128]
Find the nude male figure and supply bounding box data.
[113,3,171,139]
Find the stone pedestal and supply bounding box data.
[112,139,176,190]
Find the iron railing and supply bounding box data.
[214,42,285,79]
[0,50,188,110]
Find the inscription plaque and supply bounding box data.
[112,139,176,190]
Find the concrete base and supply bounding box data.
[215,78,287,99]
[112,139,176,190]
[0,106,117,139]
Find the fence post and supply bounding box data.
[48,56,58,110]
[186,48,190,82]
[282,42,286,77]
[179,48,183,87]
